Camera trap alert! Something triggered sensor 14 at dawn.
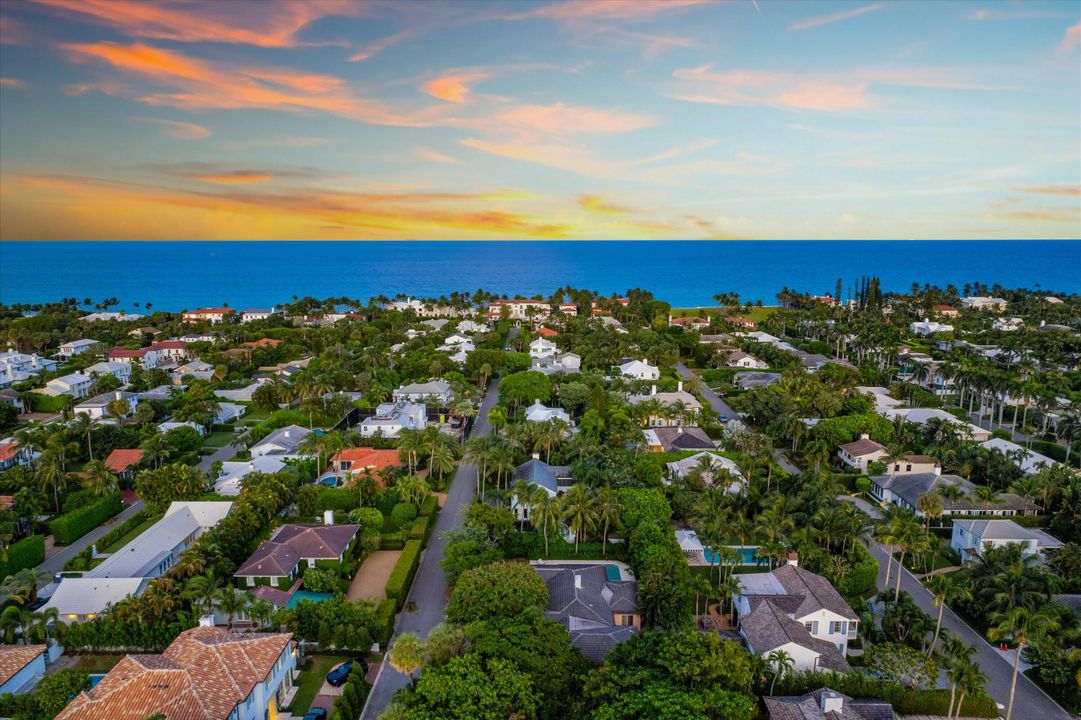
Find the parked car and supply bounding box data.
[303,709,327,720]
[326,662,352,687]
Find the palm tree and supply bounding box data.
[988,606,1059,720]
[561,484,596,554]
[248,598,275,628]
[388,632,425,686]
[213,587,252,629]
[511,479,533,530]
[106,398,131,422]
[429,442,457,488]
[397,428,422,475]
[81,459,117,497]
[71,413,95,461]
[593,485,621,557]
[298,431,327,475]
[35,458,66,513]
[892,513,927,602]
[464,435,492,499]
[530,489,562,557]
[185,572,220,617]
[766,648,794,696]
[952,657,988,719]
[972,484,999,512]
[926,574,972,656]
[140,432,171,469]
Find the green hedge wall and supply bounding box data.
[408,515,431,546]
[836,541,879,597]
[418,494,439,517]
[0,535,45,578]
[332,672,370,720]
[373,599,396,646]
[385,539,422,610]
[379,533,404,551]
[49,493,123,545]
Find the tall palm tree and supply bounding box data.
[988,606,1059,720]
[593,485,622,557]
[213,587,253,630]
[185,572,220,617]
[952,658,988,720]
[298,431,327,475]
[464,435,492,500]
[926,574,972,656]
[511,479,533,530]
[561,484,596,554]
[766,649,794,696]
[71,413,95,461]
[397,428,422,475]
[140,432,171,469]
[389,632,425,686]
[892,513,927,602]
[35,458,66,513]
[81,459,118,497]
[530,489,562,557]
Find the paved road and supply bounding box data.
[38,499,145,574]
[197,441,238,471]
[772,449,802,476]
[676,362,738,421]
[360,379,501,720]
[844,495,1071,720]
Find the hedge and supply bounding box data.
[836,541,879,597]
[96,509,156,551]
[0,535,45,578]
[408,515,431,545]
[315,486,360,514]
[418,494,439,517]
[385,539,422,610]
[379,533,404,551]
[332,672,370,720]
[49,493,123,545]
[373,599,396,646]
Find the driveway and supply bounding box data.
[197,442,237,471]
[846,498,1071,719]
[676,362,738,421]
[348,550,400,602]
[360,378,501,720]
[38,499,145,574]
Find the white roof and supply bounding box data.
[88,502,232,578]
[49,372,90,387]
[252,424,310,452]
[880,408,987,438]
[85,361,128,375]
[736,572,786,596]
[953,519,1039,542]
[524,400,573,424]
[61,339,97,349]
[979,438,1058,474]
[159,421,203,434]
[618,359,658,375]
[43,577,150,617]
[214,458,287,496]
[675,530,704,553]
[856,386,903,409]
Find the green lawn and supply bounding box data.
[102,515,160,553]
[287,655,342,714]
[62,654,125,674]
[203,431,234,449]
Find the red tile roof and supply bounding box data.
[0,443,21,462]
[110,347,148,359]
[331,448,402,473]
[242,338,282,348]
[56,627,292,720]
[151,340,188,350]
[186,308,233,315]
[0,645,46,687]
[536,327,559,338]
[104,449,144,474]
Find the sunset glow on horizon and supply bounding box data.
[1,0,1078,240]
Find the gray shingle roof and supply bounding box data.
[513,459,571,493]
[764,688,893,720]
[536,563,638,663]
[874,472,1027,512]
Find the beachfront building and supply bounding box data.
[487,299,551,321]
[182,307,235,324]
[0,351,58,387]
[42,372,92,398]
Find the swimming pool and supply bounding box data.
[702,547,766,566]
[286,591,333,609]
[89,674,105,689]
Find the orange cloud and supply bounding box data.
[788,3,884,31]
[519,0,709,23]
[59,41,429,127]
[1061,22,1081,52]
[349,28,424,61]
[779,82,870,111]
[424,72,490,103]
[579,194,633,214]
[992,209,1081,222]
[415,147,463,165]
[487,102,654,137]
[1013,185,1081,196]
[672,66,871,112]
[138,117,210,139]
[187,171,274,184]
[0,77,27,88]
[30,0,360,48]
[0,15,30,45]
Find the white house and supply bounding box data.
[870,462,1030,517]
[182,307,235,324]
[951,519,1062,561]
[529,337,558,358]
[43,372,92,398]
[109,347,160,369]
[0,351,58,387]
[837,434,888,472]
[510,457,574,525]
[394,380,453,406]
[979,438,1059,475]
[734,562,858,672]
[85,361,132,384]
[487,299,551,321]
[440,332,473,347]
[359,401,426,438]
[962,296,1008,311]
[250,424,310,458]
[879,407,991,441]
[214,402,247,424]
[993,317,1024,332]
[158,420,207,437]
[726,351,769,369]
[617,358,660,381]
[174,360,215,381]
[627,383,702,427]
[55,626,296,720]
[240,307,277,323]
[44,502,233,623]
[74,391,137,421]
[0,645,48,695]
[457,319,490,333]
[524,400,574,425]
[57,339,98,359]
[81,311,143,322]
[910,320,954,337]
[532,351,582,375]
[665,451,744,493]
[214,456,288,496]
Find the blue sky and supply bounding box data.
[0,0,1078,240]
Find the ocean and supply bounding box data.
[1,240,1078,310]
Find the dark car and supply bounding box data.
[303,709,327,720]
[326,662,352,687]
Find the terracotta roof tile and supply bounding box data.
[104,449,144,474]
[0,645,46,686]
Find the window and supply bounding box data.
[804,621,819,634]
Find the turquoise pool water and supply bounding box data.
[89,674,105,688]
[286,591,333,609]
[702,547,766,566]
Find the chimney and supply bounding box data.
[820,690,843,715]
[677,426,683,434]
[787,551,799,567]
[859,433,869,440]
[650,384,657,396]
[199,614,216,627]
[677,381,683,392]
[324,509,334,525]
[574,573,582,589]
[532,452,540,460]
[933,465,942,477]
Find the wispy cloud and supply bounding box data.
[348,28,424,62]
[0,77,28,88]
[672,66,871,112]
[967,8,1074,21]
[1061,22,1081,52]
[579,194,633,214]
[423,71,491,103]
[137,117,211,140]
[1013,184,1081,196]
[788,3,884,31]
[415,147,463,165]
[30,0,360,48]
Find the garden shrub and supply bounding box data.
[380,533,404,550]
[418,494,438,517]
[373,599,396,645]
[302,566,339,593]
[385,539,422,609]
[408,515,431,544]
[0,535,45,578]
[391,502,418,529]
[49,493,123,545]
[316,486,360,514]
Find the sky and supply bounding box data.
[0,0,1078,241]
